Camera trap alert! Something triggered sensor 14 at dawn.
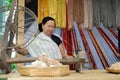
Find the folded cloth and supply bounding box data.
[26,32,62,59]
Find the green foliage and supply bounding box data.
[6,0,12,6]
[5,0,12,10]
[0,78,7,80]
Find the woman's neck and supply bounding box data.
[42,32,52,37]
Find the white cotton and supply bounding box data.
[49,65,56,67]
[110,62,120,69]
[31,60,48,67]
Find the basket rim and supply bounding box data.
[18,65,70,77]
[106,68,120,73]
[19,65,69,69]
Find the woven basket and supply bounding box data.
[106,68,120,74]
[18,65,70,77]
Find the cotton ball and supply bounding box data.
[39,53,48,63]
[47,58,62,66]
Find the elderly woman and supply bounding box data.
[19,16,72,59]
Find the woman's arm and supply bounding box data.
[59,43,73,59]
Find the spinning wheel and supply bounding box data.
[0,1,38,73]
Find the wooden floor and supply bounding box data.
[0,70,120,80]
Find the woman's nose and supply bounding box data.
[49,27,54,31]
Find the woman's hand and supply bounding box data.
[66,55,73,59]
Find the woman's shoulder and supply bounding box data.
[52,33,62,40]
[51,33,62,46]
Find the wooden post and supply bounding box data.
[17,0,25,68]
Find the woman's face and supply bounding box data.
[42,20,55,37]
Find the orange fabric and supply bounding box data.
[73,0,84,24]
[38,0,49,23]
[48,0,57,20]
[48,0,66,28]
[68,0,73,30]
[67,0,84,29]
[56,0,66,28]
[38,0,66,28]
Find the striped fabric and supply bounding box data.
[26,32,62,59]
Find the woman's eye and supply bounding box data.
[47,26,51,28]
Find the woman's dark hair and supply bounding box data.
[38,16,56,32]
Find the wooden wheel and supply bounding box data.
[0,1,38,73]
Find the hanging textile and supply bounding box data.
[100,0,114,27]
[83,0,93,29]
[116,0,120,27]
[73,0,84,24]
[92,0,101,25]
[38,0,66,28]
[56,0,66,28]
[118,29,120,54]
[62,0,72,55]
[38,0,49,23]
[70,30,78,53]
[67,0,73,30]
[73,21,84,50]
[48,0,57,20]
[93,0,120,28]
[62,30,72,55]
[67,0,84,30]
[49,0,66,28]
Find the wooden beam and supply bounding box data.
[6,57,85,64]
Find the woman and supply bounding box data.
[26,16,72,59]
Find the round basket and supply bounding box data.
[18,65,70,77]
[106,68,120,74]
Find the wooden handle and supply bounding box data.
[6,57,85,64]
